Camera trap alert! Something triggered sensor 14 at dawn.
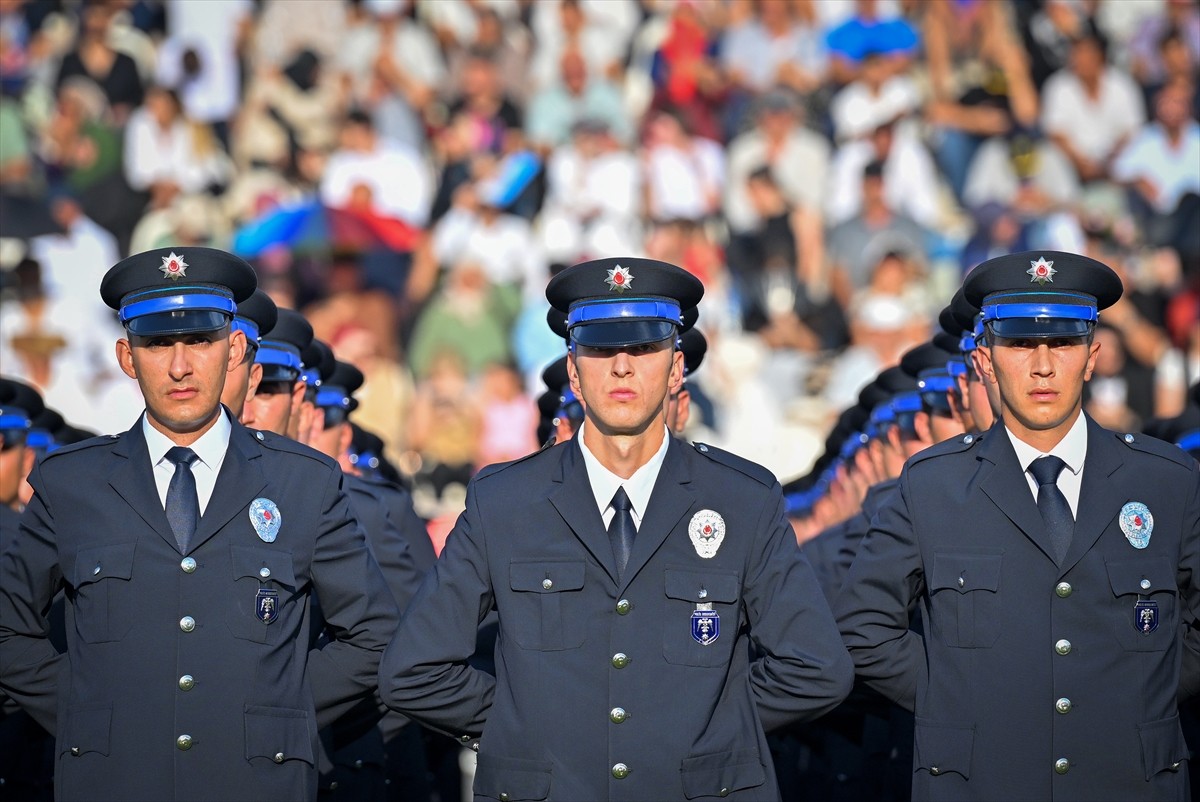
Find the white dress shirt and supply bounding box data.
[1007,411,1088,518]
[578,423,671,531]
[143,409,232,516]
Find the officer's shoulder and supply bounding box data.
[908,431,984,468]
[38,433,121,464]
[1115,430,1195,470]
[691,442,776,487]
[249,428,339,470]
[473,441,561,482]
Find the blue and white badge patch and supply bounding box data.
[256,588,279,624]
[692,608,719,645]
[1135,600,1159,634]
[250,498,282,543]
[1120,502,1153,549]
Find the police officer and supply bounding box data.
[0,247,399,801]
[835,250,1200,801]
[221,288,278,417]
[242,307,313,437]
[378,257,853,801]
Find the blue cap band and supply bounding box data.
[1177,430,1200,454]
[0,412,32,431]
[568,298,682,327]
[233,317,261,344]
[256,343,303,371]
[891,393,923,414]
[918,375,956,393]
[120,290,236,324]
[316,386,351,410]
[980,302,1098,324]
[947,359,967,378]
[959,333,977,353]
[26,429,53,450]
[871,402,895,425]
[300,368,321,387]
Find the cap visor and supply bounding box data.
[126,310,231,337]
[988,319,1093,338]
[258,365,301,383]
[571,320,676,349]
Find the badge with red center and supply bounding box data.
[1120,501,1152,549]
[250,497,282,543]
[688,509,725,558]
[1026,256,1056,285]
[604,264,633,292]
[159,251,189,280]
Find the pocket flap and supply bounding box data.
[474,753,552,801]
[509,561,585,593]
[75,542,136,587]
[231,545,297,588]
[665,568,740,604]
[914,718,974,779]
[1107,557,1176,597]
[680,748,765,799]
[930,552,1002,593]
[1138,714,1189,780]
[244,705,315,765]
[59,703,112,757]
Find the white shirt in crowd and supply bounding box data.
[143,408,233,516]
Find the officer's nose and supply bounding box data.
[611,351,634,377]
[1030,343,1054,376]
[168,342,193,381]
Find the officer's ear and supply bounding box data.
[914,410,933,445]
[566,348,582,397]
[337,422,353,457]
[674,388,691,434]
[20,445,36,481]
[245,363,264,404]
[226,328,247,373]
[1083,337,1101,382]
[116,338,137,380]
[668,347,685,396]
[973,345,996,385]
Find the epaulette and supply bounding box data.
[1116,430,1193,470]
[247,428,338,469]
[38,433,120,462]
[692,442,776,487]
[474,443,559,482]
[908,431,984,467]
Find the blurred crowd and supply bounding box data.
[1,0,1198,519]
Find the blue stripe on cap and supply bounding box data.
[316,387,351,410]
[891,393,923,414]
[947,359,967,377]
[255,344,303,371]
[1177,430,1200,453]
[26,429,53,449]
[300,368,321,387]
[0,412,32,431]
[959,333,977,353]
[981,302,1098,324]
[120,292,236,324]
[918,375,957,393]
[870,402,895,425]
[567,298,682,327]
[233,317,260,343]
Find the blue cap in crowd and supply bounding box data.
[256,308,313,383]
[233,289,279,355]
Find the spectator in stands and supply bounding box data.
[1041,33,1144,184]
[646,0,725,142]
[641,108,724,224]
[526,46,631,150]
[1128,0,1200,89]
[124,85,231,208]
[830,48,919,144]
[826,117,941,229]
[27,187,119,314]
[527,0,631,92]
[55,2,143,124]
[824,0,919,85]
[445,6,530,105]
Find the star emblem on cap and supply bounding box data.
[604,264,634,293]
[1027,256,1056,285]
[159,252,189,280]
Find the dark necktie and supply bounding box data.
[608,487,635,578]
[1029,455,1073,562]
[165,446,200,554]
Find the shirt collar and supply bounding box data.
[142,408,232,471]
[578,422,672,519]
[1006,411,1088,477]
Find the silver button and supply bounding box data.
[460,735,472,743]
[180,616,196,633]
[177,734,193,751]
[958,576,964,588]
[698,588,708,599]
[1055,582,1072,598]
[963,434,974,445]
[180,557,197,573]
[930,767,941,776]
[1054,758,1070,774]
[616,599,631,615]
[70,747,80,756]
[612,653,629,669]
[542,578,553,590]
[178,674,195,691]
[612,763,629,779]
[1140,579,1151,590]
[719,789,729,798]
[609,707,627,724]
[1172,762,1182,770]
[354,759,363,769]
[273,752,284,763]
[1124,433,1135,444]
[259,567,271,579]
[499,794,509,802]
[93,563,101,575]
[698,444,708,453]
[256,431,265,441]
[1055,697,1071,714]
[1055,639,1071,655]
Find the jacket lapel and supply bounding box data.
[1061,416,1125,572]
[549,439,619,584]
[187,422,267,554]
[621,438,696,589]
[977,424,1059,565]
[108,422,177,551]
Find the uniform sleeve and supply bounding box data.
[745,484,854,731]
[377,481,496,740]
[0,463,66,732]
[307,470,401,729]
[349,484,424,613]
[1176,462,1200,702]
[833,472,926,712]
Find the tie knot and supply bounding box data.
[1029,455,1066,486]
[166,446,199,468]
[610,487,632,513]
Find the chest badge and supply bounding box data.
[689,510,725,559]
[692,602,720,645]
[1135,599,1159,634]
[250,498,282,543]
[1119,502,1153,549]
[256,588,279,624]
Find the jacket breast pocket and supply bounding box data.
[662,568,740,667]
[474,753,552,801]
[914,717,974,779]
[226,545,299,644]
[928,552,1002,648]
[680,747,765,799]
[1106,557,1177,652]
[72,542,137,643]
[506,561,587,651]
[244,705,317,800]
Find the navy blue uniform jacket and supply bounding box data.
[0,418,399,801]
[379,436,853,801]
[835,417,1200,802]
